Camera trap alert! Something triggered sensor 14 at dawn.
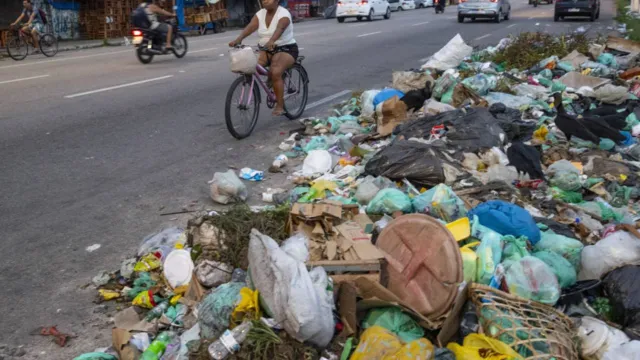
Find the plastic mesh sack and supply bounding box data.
[504,256,560,305]
[533,250,577,288]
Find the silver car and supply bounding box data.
[457,0,511,23]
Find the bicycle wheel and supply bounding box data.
[225,75,261,139]
[283,64,309,120]
[7,36,28,61]
[40,34,58,57]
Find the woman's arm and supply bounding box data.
[265,17,291,49]
[229,15,259,46]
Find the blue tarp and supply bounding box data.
[468,200,541,245]
[49,1,80,11]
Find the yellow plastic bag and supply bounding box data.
[133,254,162,272]
[350,326,434,360]
[447,334,524,360]
[132,290,156,309]
[461,241,480,283]
[98,289,121,301]
[231,287,261,322]
[533,126,549,143]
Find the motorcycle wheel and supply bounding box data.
[173,34,188,58]
[136,45,154,64]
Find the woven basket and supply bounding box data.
[469,284,579,360]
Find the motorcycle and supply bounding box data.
[132,18,188,64]
[435,0,445,13]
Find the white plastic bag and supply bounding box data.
[579,231,640,280]
[602,340,640,360]
[360,90,381,117]
[208,170,248,204]
[248,230,334,347]
[423,99,456,115]
[302,150,333,175]
[229,47,257,74]
[421,34,473,71]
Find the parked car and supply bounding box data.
[415,0,435,7]
[398,0,417,10]
[554,0,599,21]
[337,0,391,21]
[457,0,511,22]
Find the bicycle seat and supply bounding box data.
[296,56,305,64]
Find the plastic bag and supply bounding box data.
[138,227,185,257]
[373,89,405,109]
[73,354,117,360]
[502,235,530,263]
[579,232,640,280]
[302,149,333,175]
[550,171,582,191]
[423,98,456,115]
[355,176,381,205]
[229,47,257,74]
[198,282,244,339]
[602,266,640,340]
[433,73,458,102]
[513,83,548,99]
[533,250,577,288]
[447,333,524,360]
[421,34,473,71]
[392,71,433,94]
[364,141,445,187]
[602,341,640,360]
[461,74,497,95]
[475,228,504,285]
[461,242,479,283]
[412,184,467,222]
[362,307,425,343]
[361,90,381,117]
[367,188,412,215]
[247,230,334,347]
[595,84,629,105]
[350,326,435,360]
[468,200,541,245]
[534,230,583,270]
[209,170,248,204]
[485,92,533,108]
[578,316,631,359]
[505,256,561,305]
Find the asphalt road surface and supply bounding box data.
[0,1,616,358]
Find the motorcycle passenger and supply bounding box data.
[229,0,298,116]
[138,0,176,51]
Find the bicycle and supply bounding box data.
[224,46,310,139]
[6,24,58,61]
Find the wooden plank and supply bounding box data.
[331,273,379,284]
[307,259,382,273]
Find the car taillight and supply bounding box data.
[490,0,497,3]
[337,1,343,5]
[360,0,368,4]
[132,30,142,36]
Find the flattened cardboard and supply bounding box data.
[338,282,358,337]
[185,272,206,302]
[561,50,589,69]
[291,202,343,219]
[436,282,470,347]
[376,96,408,136]
[112,328,140,360]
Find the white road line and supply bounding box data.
[475,33,492,41]
[64,75,174,99]
[350,23,368,27]
[507,23,516,28]
[528,16,533,19]
[190,47,218,54]
[357,31,382,37]
[0,74,50,85]
[307,90,352,110]
[0,49,131,70]
[412,21,430,26]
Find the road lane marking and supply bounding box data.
[0,49,132,70]
[0,74,50,84]
[350,23,368,27]
[190,47,219,54]
[412,21,430,25]
[507,23,516,28]
[64,75,174,99]
[528,16,533,19]
[475,33,492,41]
[307,90,352,110]
[357,31,382,37]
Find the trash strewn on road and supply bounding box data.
[77,31,640,360]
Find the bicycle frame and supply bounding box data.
[239,64,301,107]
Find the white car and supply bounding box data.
[390,0,417,10]
[415,0,434,7]
[336,0,391,22]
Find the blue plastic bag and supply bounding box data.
[468,200,541,245]
[373,89,405,109]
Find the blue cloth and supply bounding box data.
[22,6,43,24]
[620,131,636,147]
[468,200,541,245]
[373,89,405,109]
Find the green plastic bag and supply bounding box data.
[303,136,330,153]
[533,250,577,288]
[367,188,413,215]
[539,69,553,79]
[474,216,504,285]
[625,112,640,131]
[502,235,530,263]
[599,138,616,150]
[534,230,584,270]
[549,187,583,203]
[362,307,425,343]
[74,354,117,360]
[505,256,560,305]
[412,184,467,222]
[551,81,567,92]
[550,171,582,191]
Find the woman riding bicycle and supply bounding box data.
[229,0,298,116]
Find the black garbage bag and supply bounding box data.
[602,265,640,340]
[394,108,505,153]
[364,140,445,187]
[534,217,579,239]
[489,102,537,141]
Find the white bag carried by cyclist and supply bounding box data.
[229,47,257,74]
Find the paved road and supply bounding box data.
[0,1,615,358]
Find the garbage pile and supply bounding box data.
[77,31,640,360]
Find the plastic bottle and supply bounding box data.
[145,302,168,321]
[208,321,253,359]
[140,332,173,360]
[272,154,288,169]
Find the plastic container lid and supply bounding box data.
[376,214,463,320]
[578,317,609,357]
[163,249,195,288]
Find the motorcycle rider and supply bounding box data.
[137,0,176,51]
[435,0,445,12]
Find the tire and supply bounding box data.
[504,9,510,19]
[458,14,464,22]
[495,10,502,22]
[136,45,154,64]
[596,8,600,18]
[337,17,345,22]
[399,6,404,11]
[589,10,595,21]
[367,9,374,20]
[357,16,363,21]
[225,75,261,139]
[6,36,28,61]
[172,34,188,58]
[40,34,58,57]
[384,7,391,18]
[554,13,559,21]
[283,64,309,120]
